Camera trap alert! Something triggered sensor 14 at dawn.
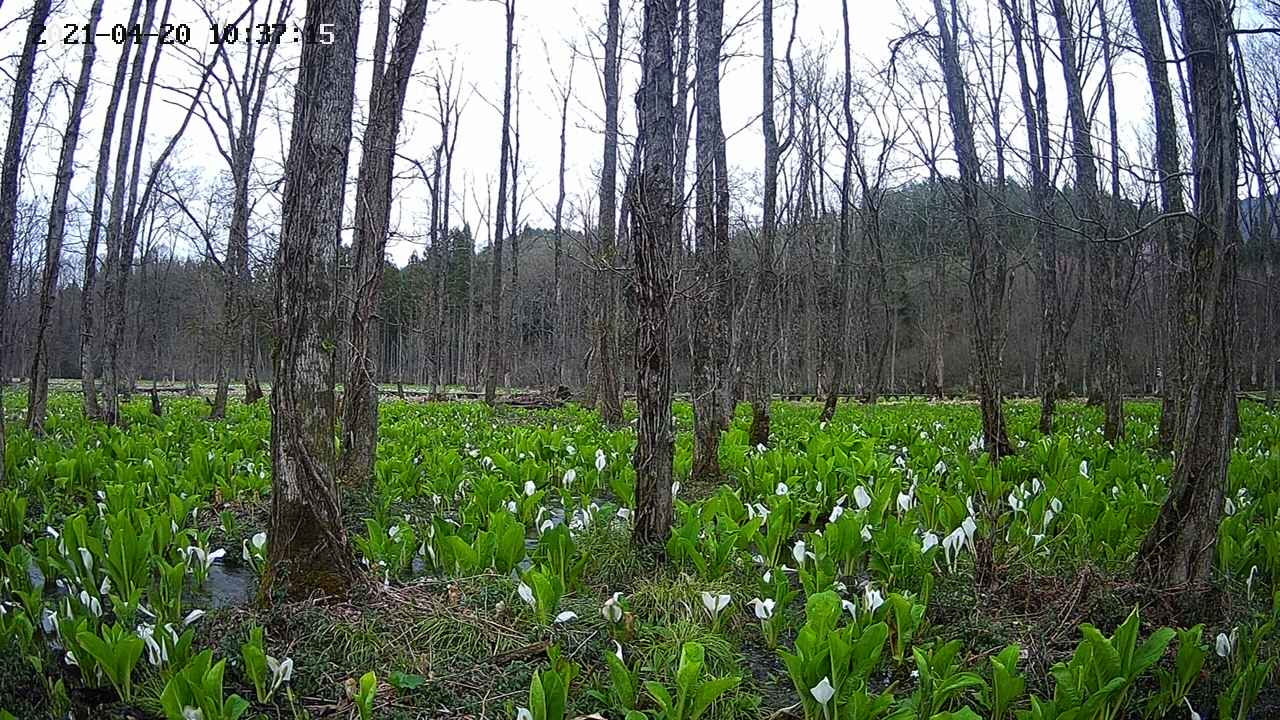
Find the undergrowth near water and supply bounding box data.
[1,393,1279,719]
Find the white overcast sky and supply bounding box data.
[1,0,1183,266]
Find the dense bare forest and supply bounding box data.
[0,0,1276,405]
[1,0,1280,718]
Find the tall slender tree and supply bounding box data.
[820,0,856,422]
[594,0,624,424]
[484,0,516,406]
[551,55,575,388]
[748,0,788,446]
[341,0,430,485]
[202,0,292,417]
[930,0,1014,457]
[28,0,102,433]
[1129,0,1190,449]
[1050,0,1125,440]
[999,0,1060,433]
[633,0,678,546]
[690,0,730,482]
[80,0,145,421]
[267,0,363,598]
[0,0,53,481]
[1137,0,1240,589]
[101,0,167,425]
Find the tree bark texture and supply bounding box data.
[0,0,53,481]
[594,0,625,425]
[484,0,515,406]
[29,0,99,434]
[691,0,730,483]
[1050,0,1125,441]
[820,0,856,423]
[266,0,362,599]
[1137,0,1240,589]
[341,0,429,485]
[931,0,1014,458]
[1129,0,1191,449]
[632,0,678,547]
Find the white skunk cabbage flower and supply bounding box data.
[749,598,776,620]
[1216,631,1234,658]
[811,677,835,707]
[853,486,872,510]
[268,655,293,691]
[517,582,535,608]
[792,540,814,566]
[601,592,624,623]
[700,591,731,620]
[864,585,885,614]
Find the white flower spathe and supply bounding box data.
[700,591,731,620]
[853,486,872,510]
[864,585,885,614]
[749,597,776,620]
[810,677,836,706]
[1216,631,1233,658]
[267,655,293,691]
[601,592,624,623]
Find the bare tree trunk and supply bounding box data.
[1000,0,1057,434]
[28,0,101,434]
[1100,1,1130,440]
[0,0,52,481]
[1232,37,1274,412]
[594,0,625,425]
[484,0,515,406]
[266,0,362,599]
[820,0,856,423]
[931,0,1014,457]
[749,0,792,447]
[508,68,522,389]
[102,0,165,425]
[1051,0,1121,439]
[1137,0,1239,589]
[431,69,460,396]
[633,0,677,547]
[209,1,289,417]
[341,0,429,486]
[80,0,145,421]
[550,62,570,389]
[1129,0,1190,449]
[690,0,730,482]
